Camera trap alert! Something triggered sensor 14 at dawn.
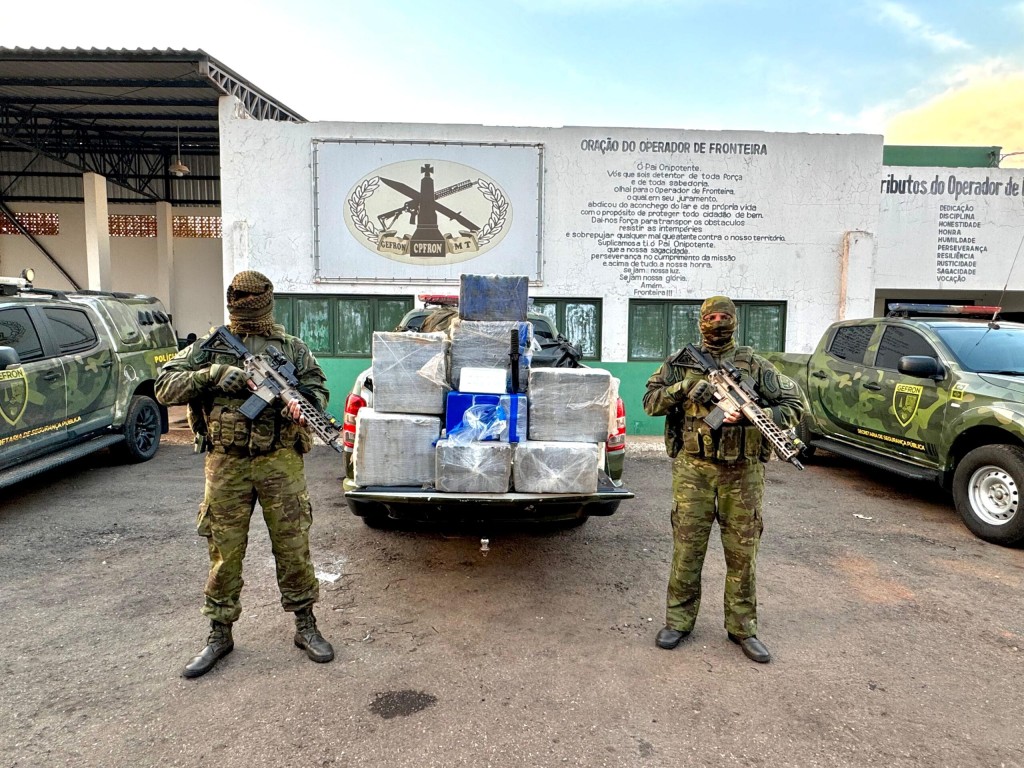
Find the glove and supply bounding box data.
[208,364,249,394]
[689,380,714,405]
[666,370,702,399]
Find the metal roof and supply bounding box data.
[0,48,305,205]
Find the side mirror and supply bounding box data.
[899,355,944,380]
[0,346,20,371]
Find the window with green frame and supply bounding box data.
[529,298,602,360]
[627,300,787,361]
[274,294,413,357]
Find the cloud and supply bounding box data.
[885,67,1024,167]
[875,2,972,52]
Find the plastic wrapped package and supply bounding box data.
[352,408,440,487]
[527,368,614,443]
[435,439,513,493]
[449,318,532,393]
[371,331,449,414]
[445,392,527,443]
[513,440,600,494]
[459,274,529,321]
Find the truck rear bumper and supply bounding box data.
[344,480,634,524]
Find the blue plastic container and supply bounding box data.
[445,392,527,443]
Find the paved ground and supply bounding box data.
[1,428,1022,768]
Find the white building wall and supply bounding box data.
[0,202,222,338]
[219,97,884,362]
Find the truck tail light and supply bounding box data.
[607,397,626,452]
[342,393,365,450]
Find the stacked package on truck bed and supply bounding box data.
[435,440,513,493]
[352,408,440,487]
[458,274,528,321]
[371,331,449,415]
[513,441,600,494]
[526,367,615,443]
[449,318,532,393]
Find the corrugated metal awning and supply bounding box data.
[0,48,305,205]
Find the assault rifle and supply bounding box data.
[200,326,345,453]
[673,343,804,470]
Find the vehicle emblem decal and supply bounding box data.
[893,383,923,427]
[345,160,511,263]
[950,383,967,401]
[0,367,29,426]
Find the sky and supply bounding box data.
[3,0,1023,166]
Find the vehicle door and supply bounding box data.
[854,324,945,467]
[806,322,880,447]
[41,306,116,438]
[0,306,68,465]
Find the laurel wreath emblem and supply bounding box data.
[346,174,509,248]
[348,176,382,243]
[475,179,509,245]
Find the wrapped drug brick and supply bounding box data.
[458,274,529,321]
[527,367,614,443]
[371,330,449,414]
[352,408,440,487]
[449,318,532,393]
[435,439,513,493]
[513,441,599,494]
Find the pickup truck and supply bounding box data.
[340,302,631,527]
[763,304,1024,546]
[0,272,178,489]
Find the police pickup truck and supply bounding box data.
[764,304,1024,546]
[0,271,178,489]
[340,299,631,527]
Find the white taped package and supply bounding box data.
[449,318,533,393]
[527,367,614,442]
[513,440,600,494]
[435,439,513,493]
[352,408,440,487]
[371,331,449,414]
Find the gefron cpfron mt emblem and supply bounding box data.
[344,159,511,264]
[893,383,923,428]
[0,367,28,426]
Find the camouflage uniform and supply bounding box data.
[643,297,802,642]
[156,327,327,624]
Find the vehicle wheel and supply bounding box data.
[796,415,818,459]
[121,395,161,463]
[952,444,1024,546]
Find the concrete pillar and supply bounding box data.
[82,172,111,291]
[156,201,175,315]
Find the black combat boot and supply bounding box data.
[182,620,234,678]
[294,607,335,663]
[728,633,771,663]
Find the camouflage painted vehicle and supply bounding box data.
[763,304,1024,546]
[0,273,178,489]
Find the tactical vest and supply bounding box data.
[666,346,773,464]
[189,332,312,456]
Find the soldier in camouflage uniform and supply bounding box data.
[156,271,334,678]
[643,296,803,663]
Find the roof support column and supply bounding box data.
[155,201,175,315]
[82,172,111,291]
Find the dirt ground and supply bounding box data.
[1,431,1022,768]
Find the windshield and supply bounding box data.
[934,324,1024,375]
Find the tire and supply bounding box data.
[952,444,1024,546]
[120,395,162,463]
[796,415,818,459]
